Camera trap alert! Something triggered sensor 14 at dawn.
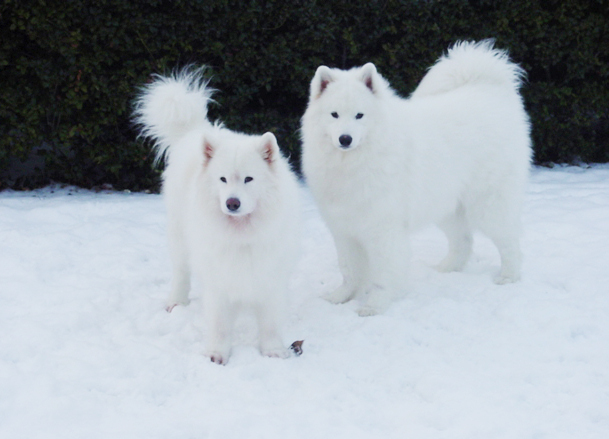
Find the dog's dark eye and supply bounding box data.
[220,177,227,183]
[244,176,253,183]
[355,113,364,119]
[331,112,339,119]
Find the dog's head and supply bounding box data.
[203,131,280,220]
[307,63,384,151]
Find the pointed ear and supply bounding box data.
[258,132,279,165]
[311,66,334,99]
[360,63,377,93]
[203,138,215,164]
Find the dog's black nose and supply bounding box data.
[339,135,352,148]
[226,198,241,212]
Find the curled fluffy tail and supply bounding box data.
[411,39,525,98]
[133,67,213,165]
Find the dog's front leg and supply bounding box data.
[255,301,290,359]
[324,233,367,305]
[203,294,235,365]
[358,228,410,316]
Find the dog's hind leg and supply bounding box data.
[166,263,191,312]
[165,236,191,311]
[164,208,192,311]
[477,199,523,284]
[489,232,522,284]
[436,204,473,273]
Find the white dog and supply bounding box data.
[135,68,300,364]
[301,40,531,316]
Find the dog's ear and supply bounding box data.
[203,138,215,164]
[360,63,378,93]
[258,132,279,165]
[311,66,334,99]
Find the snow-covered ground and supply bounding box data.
[1,165,608,438]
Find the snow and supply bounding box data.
[1,165,609,438]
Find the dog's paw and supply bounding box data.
[260,338,292,359]
[357,304,381,317]
[356,285,391,316]
[436,258,465,273]
[493,273,520,285]
[205,350,230,365]
[165,299,190,313]
[210,355,228,365]
[261,347,291,359]
[323,285,356,304]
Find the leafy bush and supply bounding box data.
[1,0,607,190]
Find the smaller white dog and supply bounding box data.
[135,68,300,364]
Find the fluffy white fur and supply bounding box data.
[134,68,301,364]
[301,40,532,316]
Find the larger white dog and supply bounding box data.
[135,69,300,364]
[301,40,531,316]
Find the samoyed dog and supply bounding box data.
[135,68,300,364]
[301,40,531,316]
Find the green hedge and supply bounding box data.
[1,0,607,190]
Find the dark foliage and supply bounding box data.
[1,0,607,190]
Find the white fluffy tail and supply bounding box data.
[134,67,213,165]
[411,39,525,98]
